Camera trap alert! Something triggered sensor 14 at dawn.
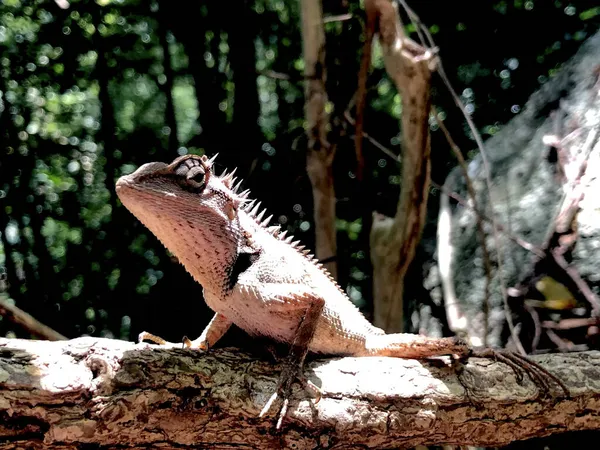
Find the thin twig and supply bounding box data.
[555,126,598,235]
[344,111,400,161]
[542,317,600,330]
[545,328,586,352]
[323,13,353,23]
[436,45,519,354]
[524,303,542,353]
[396,0,429,50]
[257,69,293,81]
[545,126,600,316]
[344,110,544,258]
[353,0,378,183]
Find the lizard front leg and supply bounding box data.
[182,312,232,350]
[139,312,232,351]
[255,287,325,430]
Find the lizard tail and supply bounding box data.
[364,334,470,359]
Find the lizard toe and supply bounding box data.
[259,390,280,419]
[259,355,316,429]
[300,377,322,404]
[263,364,295,423]
[138,331,167,345]
[467,348,570,398]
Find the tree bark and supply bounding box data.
[1,337,599,448]
[301,0,338,280]
[368,0,436,333]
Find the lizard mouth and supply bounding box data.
[115,174,134,192]
[116,178,179,201]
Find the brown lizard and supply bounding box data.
[116,153,569,429]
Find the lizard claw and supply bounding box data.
[259,393,290,430]
[277,398,290,430]
[259,391,280,419]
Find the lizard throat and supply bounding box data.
[118,186,241,296]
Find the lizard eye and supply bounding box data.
[185,167,206,190]
[171,155,211,193]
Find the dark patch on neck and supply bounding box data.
[226,249,261,291]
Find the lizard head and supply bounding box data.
[116,153,245,222]
[116,153,248,289]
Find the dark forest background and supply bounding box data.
[1,0,599,346]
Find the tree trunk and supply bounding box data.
[1,337,599,448]
[368,0,435,333]
[301,0,338,280]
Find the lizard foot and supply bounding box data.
[258,357,321,430]
[463,348,570,398]
[138,331,206,350]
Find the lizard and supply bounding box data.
[115,153,569,429]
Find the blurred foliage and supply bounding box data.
[0,0,598,342]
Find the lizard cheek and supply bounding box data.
[225,192,245,221]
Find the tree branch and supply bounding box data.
[301,0,338,280]
[1,337,599,448]
[0,298,66,341]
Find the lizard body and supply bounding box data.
[116,153,568,428]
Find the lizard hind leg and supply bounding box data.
[259,355,322,429]
[258,290,325,430]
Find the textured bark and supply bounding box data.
[1,337,600,449]
[369,0,436,333]
[301,0,338,280]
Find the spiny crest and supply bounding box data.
[240,192,346,295]
[209,154,347,296]
[219,167,237,190]
[215,163,251,213]
[200,152,219,168]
